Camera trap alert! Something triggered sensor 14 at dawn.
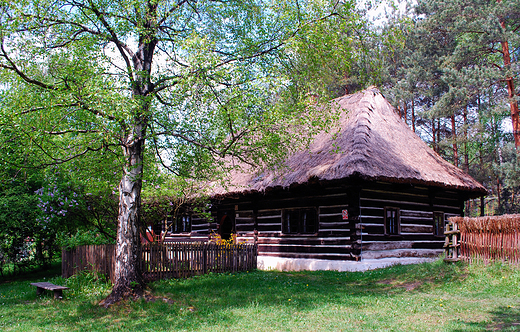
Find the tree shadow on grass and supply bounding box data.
[1,260,475,331]
[453,306,520,331]
[118,260,468,330]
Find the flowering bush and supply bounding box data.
[35,172,84,231]
[209,232,244,245]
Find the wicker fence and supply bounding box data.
[62,242,257,282]
[449,214,520,264]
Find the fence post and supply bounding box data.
[203,244,207,275]
[444,220,460,262]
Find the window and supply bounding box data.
[282,208,317,234]
[172,214,191,233]
[433,212,445,236]
[384,207,400,235]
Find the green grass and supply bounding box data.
[1,259,520,331]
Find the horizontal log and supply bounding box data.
[400,210,433,218]
[360,206,384,212]
[319,205,349,215]
[236,225,255,232]
[444,230,460,235]
[400,224,433,233]
[360,197,430,208]
[259,252,358,261]
[258,233,349,239]
[361,188,429,199]
[361,234,445,242]
[318,230,351,237]
[257,238,352,246]
[257,215,282,220]
[257,225,282,232]
[432,204,461,212]
[236,217,253,222]
[191,224,209,229]
[359,215,384,222]
[400,216,435,223]
[257,209,282,217]
[319,222,350,228]
[319,215,345,223]
[259,244,353,254]
[319,213,344,217]
[361,248,443,259]
[236,210,253,216]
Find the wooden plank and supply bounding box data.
[259,252,358,261]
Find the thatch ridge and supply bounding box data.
[211,87,487,197]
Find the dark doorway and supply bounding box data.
[219,211,235,240]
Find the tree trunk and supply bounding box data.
[101,131,146,307]
[464,106,470,213]
[432,119,437,152]
[101,4,157,304]
[411,99,416,133]
[451,114,458,167]
[497,176,501,209]
[403,102,408,126]
[437,119,441,149]
[498,0,520,149]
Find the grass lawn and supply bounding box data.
[1,259,519,331]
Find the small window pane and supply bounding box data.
[301,209,317,234]
[283,208,317,234]
[174,214,191,233]
[284,210,299,234]
[385,208,399,235]
[434,213,444,236]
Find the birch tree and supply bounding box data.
[0,0,358,304]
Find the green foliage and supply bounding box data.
[57,230,114,251]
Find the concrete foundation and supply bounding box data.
[257,255,440,272]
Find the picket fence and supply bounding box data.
[62,242,257,283]
[62,244,116,281]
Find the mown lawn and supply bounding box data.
[1,259,519,331]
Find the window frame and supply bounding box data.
[384,207,400,236]
[171,214,192,234]
[433,212,445,237]
[282,208,318,235]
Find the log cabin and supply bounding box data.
[163,87,487,270]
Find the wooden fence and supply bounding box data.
[62,244,116,282]
[449,214,520,264]
[141,242,257,280]
[62,242,257,283]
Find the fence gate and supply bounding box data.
[444,221,460,262]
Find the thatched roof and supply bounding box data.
[211,87,487,198]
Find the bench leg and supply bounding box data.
[36,287,44,296]
[53,290,63,299]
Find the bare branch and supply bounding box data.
[38,128,100,135]
[87,0,136,83]
[0,39,60,91]
[19,103,79,115]
[157,0,190,26]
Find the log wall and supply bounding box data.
[165,180,468,262]
[215,184,357,261]
[358,182,463,259]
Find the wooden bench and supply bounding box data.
[30,282,69,299]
